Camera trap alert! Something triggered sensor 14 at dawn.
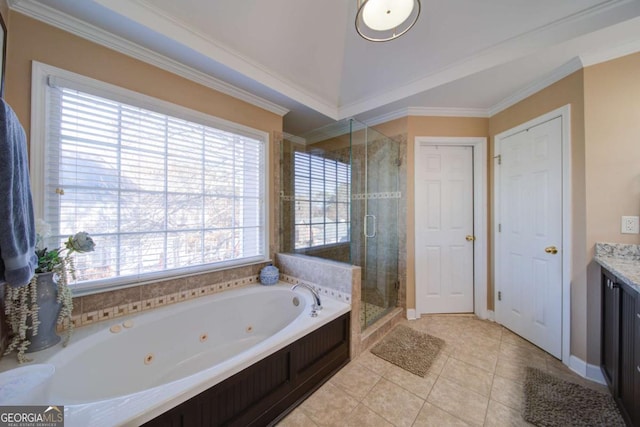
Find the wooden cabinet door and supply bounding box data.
[618,283,636,423]
[634,294,640,426]
[601,270,619,394]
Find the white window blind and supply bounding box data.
[42,79,267,289]
[294,152,350,249]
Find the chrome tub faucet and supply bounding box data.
[291,283,322,317]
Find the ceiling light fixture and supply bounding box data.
[356,0,421,42]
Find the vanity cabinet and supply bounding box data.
[635,295,640,424]
[601,269,619,390]
[601,267,640,426]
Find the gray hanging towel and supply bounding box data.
[0,98,37,287]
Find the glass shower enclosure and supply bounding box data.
[280,118,399,329]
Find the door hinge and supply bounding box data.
[498,291,502,301]
[495,155,502,165]
[498,224,502,232]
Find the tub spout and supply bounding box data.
[291,283,322,316]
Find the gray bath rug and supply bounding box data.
[522,367,625,427]
[370,325,444,377]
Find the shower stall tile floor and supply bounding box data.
[277,314,607,427]
[360,302,388,329]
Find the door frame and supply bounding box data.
[414,137,488,319]
[493,104,571,365]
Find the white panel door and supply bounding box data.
[496,117,563,358]
[415,146,474,314]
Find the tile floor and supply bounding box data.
[277,314,609,427]
[360,302,388,328]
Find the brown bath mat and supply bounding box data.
[522,367,625,427]
[370,325,444,377]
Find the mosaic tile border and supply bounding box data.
[61,273,351,332]
[63,275,260,331]
[280,274,351,304]
[352,191,402,200]
[280,192,401,202]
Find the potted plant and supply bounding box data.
[3,221,95,363]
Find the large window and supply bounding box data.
[294,152,350,249]
[32,63,268,291]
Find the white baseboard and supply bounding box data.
[568,355,606,385]
[406,309,417,320]
[568,355,586,376]
[486,310,495,321]
[586,363,606,385]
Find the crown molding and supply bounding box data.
[360,109,410,128]
[360,42,640,127]
[94,0,339,120]
[488,57,584,117]
[361,106,489,128]
[580,37,640,66]
[408,106,490,118]
[299,120,361,145]
[282,132,307,146]
[9,0,290,117]
[362,56,582,126]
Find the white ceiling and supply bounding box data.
[11,0,640,135]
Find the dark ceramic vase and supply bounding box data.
[25,272,62,353]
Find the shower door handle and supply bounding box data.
[364,214,377,238]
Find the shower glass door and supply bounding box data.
[350,119,399,329]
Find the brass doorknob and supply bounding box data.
[545,246,558,254]
[465,235,476,242]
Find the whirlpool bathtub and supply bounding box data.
[0,283,351,426]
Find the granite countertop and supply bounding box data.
[594,242,640,293]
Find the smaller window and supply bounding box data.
[293,152,350,249]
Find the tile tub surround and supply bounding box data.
[0,264,317,350]
[276,253,355,296]
[69,261,356,332]
[276,253,363,357]
[279,274,351,305]
[594,242,640,294]
[49,263,264,331]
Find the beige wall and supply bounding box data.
[584,53,640,245]
[371,116,491,315]
[6,13,282,148]
[584,52,640,363]
[405,116,489,310]
[0,1,8,29]
[5,12,283,260]
[0,0,7,101]
[489,71,588,360]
